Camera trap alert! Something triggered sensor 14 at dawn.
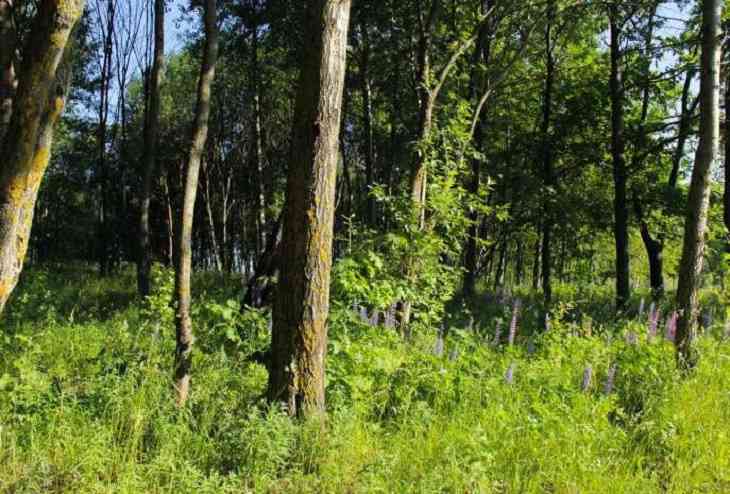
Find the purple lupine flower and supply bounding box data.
[581,364,593,392]
[505,363,515,385]
[625,331,637,345]
[433,330,445,357]
[648,307,660,340]
[508,299,521,345]
[638,298,645,318]
[665,311,677,342]
[493,320,503,346]
[358,305,369,323]
[604,364,617,395]
[369,311,380,326]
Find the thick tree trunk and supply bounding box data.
[174,0,218,406]
[675,0,721,367]
[609,4,630,311]
[540,0,555,305]
[0,0,16,143]
[138,0,165,297]
[267,0,351,418]
[0,0,83,316]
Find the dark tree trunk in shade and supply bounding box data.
[0,0,16,143]
[138,0,165,297]
[0,0,84,315]
[609,4,630,312]
[540,0,555,306]
[173,0,218,406]
[267,0,351,418]
[675,0,721,367]
[359,19,376,225]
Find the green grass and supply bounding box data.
[1,265,729,493]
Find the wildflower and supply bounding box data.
[604,364,617,395]
[508,299,521,345]
[505,363,515,385]
[665,311,677,342]
[625,331,637,345]
[581,364,593,392]
[647,306,660,340]
[433,327,445,357]
[493,320,502,346]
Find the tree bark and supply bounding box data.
[267,0,351,418]
[609,3,630,312]
[540,0,556,306]
[174,0,218,406]
[0,0,83,316]
[358,19,376,225]
[0,0,16,143]
[249,8,267,259]
[138,0,165,297]
[463,0,492,299]
[675,0,721,367]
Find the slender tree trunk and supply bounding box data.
[0,0,83,315]
[250,12,267,259]
[532,224,541,291]
[463,0,492,299]
[359,20,376,225]
[675,0,721,367]
[0,0,16,143]
[670,69,698,189]
[267,0,351,418]
[138,0,165,297]
[609,4,630,311]
[540,0,555,305]
[202,163,223,271]
[173,0,218,406]
[722,58,730,242]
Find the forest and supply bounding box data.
[1,0,730,492]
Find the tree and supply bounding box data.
[0,0,16,143]
[0,0,85,315]
[138,0,165,297]
[173,0,218,406]
[609,2,630,312]
[675,0,721,367]
[267,0,351,418]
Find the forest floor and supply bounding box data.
[1,264,729,493]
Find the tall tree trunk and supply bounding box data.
[0,0,83,315]
[96,0,115,277]
[675,0,721,367]
[173,0,218,406]
[267,0,351,418]
[723,50,730,242]
[609,3,630,311]
[540,0,555,306]
[359,20,376,225]
[138,0,165,297]
[463,0,492,299]
[0,0,16,143]
[250,8,267,259]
